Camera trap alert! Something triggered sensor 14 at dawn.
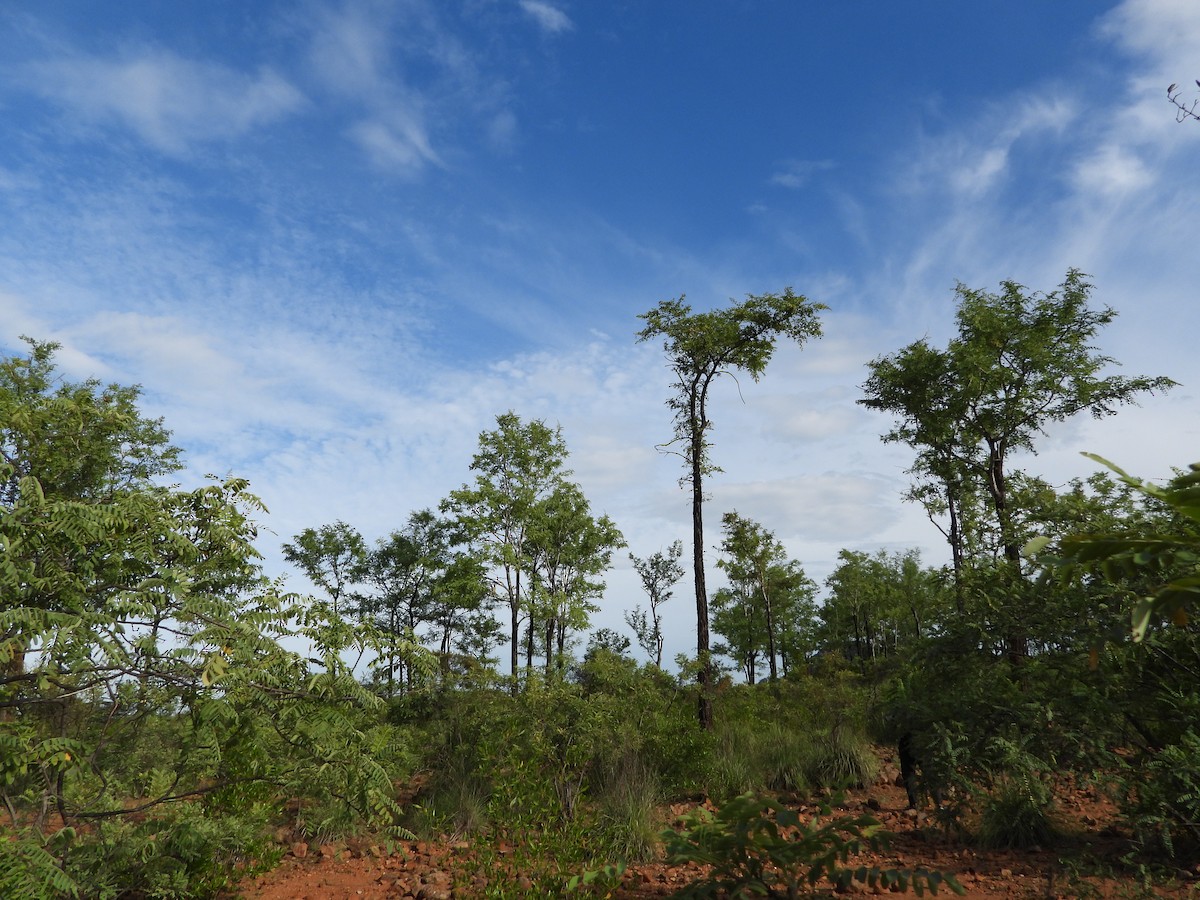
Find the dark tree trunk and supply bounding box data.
[760,568,778,682]
[946,481,966,615]
[692,431,713,731]
[985,440,1027,662]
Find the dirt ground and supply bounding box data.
[234,757,1199,899]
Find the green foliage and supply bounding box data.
[0,830,80,900]
[566,862,627,894]
[57,803,281,899]
[442,411,621,686]
[820,549,948,666]
[662,791,963,898]
[975,775,1056,850]
[281,520,367,618]
[626,539,685,667]
[1116,729,1200,865]
[0,341,425,896]
[1043,454,1200,642]
[713,512,818,683]
[804,725,880,790]
[709,721,811,800]
[861,270,1175,644]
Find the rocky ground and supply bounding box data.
[234,756,1198,899]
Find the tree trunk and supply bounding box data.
[986,441,1028,662]
[946,481,966,615]
[509,603,520,694]
[556,620,566,676]
[759,567,778,682]
[692,432,713,731]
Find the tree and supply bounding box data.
[0,341,417,894]
[524,480,625,677]
[625,540,685,667]
[427,548,502,683]
[356,509,448,695]
[716,512,789,681]
[442,411,570,690]
[282,521,367,618]
[820,549,947,666]
[1041,454,1200,643]
[586,627,631,659]
[0,337,181,510]
[771,564,820,675]
[861,270,1175,658]
[637,289,825,729]
[712,515,818,682]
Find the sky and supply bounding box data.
[2,0,1198,669]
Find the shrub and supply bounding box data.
[1117,729,1200,865]
[804,725,879,789]
[975,776,1056,850]
[662,791,963,897]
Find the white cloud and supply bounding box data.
[349,114,440,170]
[711,473,904,544]
[770,159,835,189]
[1072,144,1154,196]
[1100,0,1200,66]
[29,50,305,154]
[306,0,526,173]
[520,1,574,35]
[487,109,519,152]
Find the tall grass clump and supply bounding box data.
[975,775,1056,850]
[591,749,662,862]
[804,724,879,789]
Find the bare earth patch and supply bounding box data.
[234,757,1197,899]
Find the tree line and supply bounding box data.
[4,267,1199,894]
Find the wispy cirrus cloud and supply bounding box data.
[519,1,574,35]
[306,0,524,174]
[307,1,441,172]
[770,158,835,189]
[26,49,305,155]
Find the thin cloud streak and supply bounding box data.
[520,1,574,35]
[27,50,305,154]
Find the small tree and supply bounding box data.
[524,480,625,676]
[637,289,824,729]
[861,270,1175,658]
[0,341,419,895]
[442,411,570,691]
[716,512,788,682]
[282,521,367,618]
[357,509,449,694]
[625,540,685,667]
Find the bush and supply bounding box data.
[804,725,879,789]
[975,777,1056,850]
[662,791,962,897]
[591,750,662,862]
[1118,729,1200,865]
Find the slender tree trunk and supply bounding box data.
[651,598,664,667]
[985,441,1027,662]
[946,481,966,615]
[759,567,778,682]
[692,430,713,731]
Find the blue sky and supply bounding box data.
[2,0,1197,666]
